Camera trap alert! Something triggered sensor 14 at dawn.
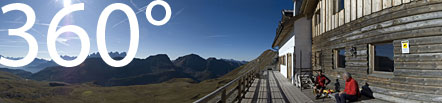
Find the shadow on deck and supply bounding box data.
[241,70,313,103]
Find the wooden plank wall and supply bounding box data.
[312,0,415,38]
[311,0,442,101]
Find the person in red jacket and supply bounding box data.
[335,72,359,103]
[314,70,330,98]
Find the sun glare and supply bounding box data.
[63,0,71,7]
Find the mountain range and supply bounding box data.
[0,58,57,73]
[0,53,246,86]
[0,52,131,73]
[0,50,275,103]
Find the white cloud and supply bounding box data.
[112,5,148,28]
[4,20,59,27]
[0,44,25,48]
[56,36,79,46]
[173,8,185,19]
[130,0,139,9]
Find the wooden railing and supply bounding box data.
[194,67,262,103]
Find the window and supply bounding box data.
[315,52,322,67]
[338,0,344,11]
[280,55,286,66]
[369,43,394,72]
[334,0,344,14]
[334,48,346,68]
[295,0,303,15]
[315,10,321,26]
[279,56,282,65]
[319,52,323,66]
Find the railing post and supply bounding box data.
[245,76,248,88]
[246,73,250,87]
[221,88,227,103]
[248,72,252,87]
[237,78,242,102]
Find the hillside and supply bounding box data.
[173,54,244,81]
[0,50,276,103]
[0,58,57,73]
[0,68,32,78]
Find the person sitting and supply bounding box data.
[314,70,330,99]
[335,72,360,103]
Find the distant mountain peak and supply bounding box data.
[88,52,127,58]
[0,56,24,60]
[145,54,173,65]
[207,57,217,60]
[60,55,76,60]
[174,54,207,63]
[187,53,199,56]
[147,54,170,59]
[181,54,204,59]
[173,54,207,72]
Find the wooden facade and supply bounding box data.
[311,0,442,102]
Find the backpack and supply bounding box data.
[360,83,374,99]
[334,79,340,92]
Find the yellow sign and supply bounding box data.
[401,40,409,53]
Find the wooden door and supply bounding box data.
[287,53,292,80]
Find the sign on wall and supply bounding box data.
[401,40,409,53]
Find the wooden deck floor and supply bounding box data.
[238,70,390,103]
[240,70,314,103]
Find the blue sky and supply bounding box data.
[0,0,293,61]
